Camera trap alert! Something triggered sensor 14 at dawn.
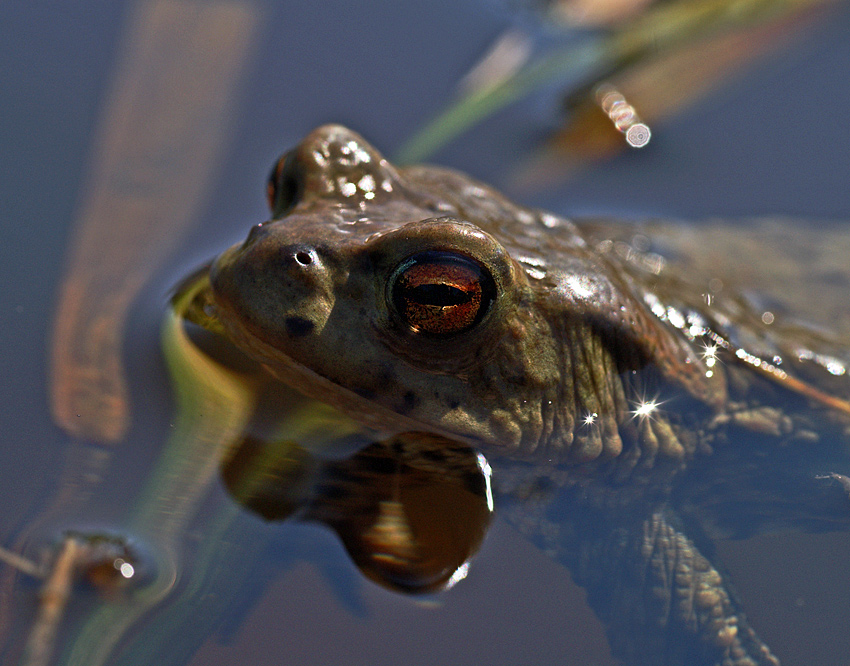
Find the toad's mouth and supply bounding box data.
[210,293,487,450]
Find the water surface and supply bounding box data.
[2,1,850,664]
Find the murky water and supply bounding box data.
[2,1,850,665]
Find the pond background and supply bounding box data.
[2,1,850,665]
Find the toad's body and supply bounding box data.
[211,126,724,470]
[200,125,850,666]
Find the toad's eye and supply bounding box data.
[391,252,495,335]
[266,151,303,218]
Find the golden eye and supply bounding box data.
[266,151,303,218]
[392,252,494,335]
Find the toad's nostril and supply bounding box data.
[295,251,313,266]
[285,316,315,338]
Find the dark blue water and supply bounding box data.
[2,1,849,665]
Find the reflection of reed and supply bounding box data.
[61,270,262,666]
[50,0,260,446]
[6,0,260,661]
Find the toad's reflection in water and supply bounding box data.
[176,125,850,666]
[221,432,493,594]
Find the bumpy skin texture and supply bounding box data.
[205,125,850,666]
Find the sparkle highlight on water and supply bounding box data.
[595,83,651,148]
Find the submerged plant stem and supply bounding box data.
[0,546,42,580]
[21,537,80,666]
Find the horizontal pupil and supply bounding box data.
[408,283,470,307]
